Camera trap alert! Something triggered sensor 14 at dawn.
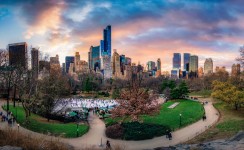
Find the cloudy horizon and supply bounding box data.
[0,0,243,72]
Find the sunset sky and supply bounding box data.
[0,0,243,72]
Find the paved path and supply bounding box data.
[0,100,219,150]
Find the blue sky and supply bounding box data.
[0,0,243,71]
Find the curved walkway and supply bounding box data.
[0,100,219,150]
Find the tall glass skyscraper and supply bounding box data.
[173,53,181,69]
[183,53,190,71]
[189,55,198,78]
[65,56,74,73]
[100,25,111,56]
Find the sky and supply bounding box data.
[0,0,243,72]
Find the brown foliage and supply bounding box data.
[105,124,124,139]
[0,128,70,150]
[111,77,160,122]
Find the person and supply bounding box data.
[166,130,169,138]
[168,132,172,140]
[106,140,111,150]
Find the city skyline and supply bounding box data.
[0,0,243,72]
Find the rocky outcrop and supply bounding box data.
[155,131,244,150]
[0,146,22,150]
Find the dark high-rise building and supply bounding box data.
[183,53,190,71]
[8,42,28,69]
[88,46,100,71]
[65,56,74,73]
[173,53,181,69]
[189,55,198,78]
[31,48,39,79]
[100,25,111,56]
[120,55,126,75]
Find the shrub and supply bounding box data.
[105,122,170,140]
[105,124,124,139]
[122,122,170,140]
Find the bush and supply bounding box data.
[104,92,110,97]
[122,122,170,140]
[105,122,170,140]
[105,124,124,139]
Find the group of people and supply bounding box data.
[53,98,118,113]
[166,130,173,140]
[0,111,15,126]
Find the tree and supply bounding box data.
[17,70,37,120]
[236,45,244,69]
[211,80,244,110]
[112,88,120,99]
[111,77,160,122]
[37,69,70,121]
[178,81,189,97]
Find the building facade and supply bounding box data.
[183,53,190,71]
[31,48,39,79]
[8,42,28,69]
[147,61,156,71]
[112,50,122,78]
[100,25,111,56]
[204,58,213,75]
[189,55,198,77]
[173,53,181,69]
[65,56,74,73]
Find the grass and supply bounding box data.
[105,99,204,130]
[3,105,89,138]
[0,128,126,150]
[186,100,244,144]
[189,90,212,98]
[0,128,70,150]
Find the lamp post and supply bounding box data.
[179,114,182,127]
[76,123,79,137]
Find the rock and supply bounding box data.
[0,146,22,150]
[155,131,244,150]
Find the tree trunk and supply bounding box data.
[235,103,238,110]
[13,85,16,107]
[7,86,10,111]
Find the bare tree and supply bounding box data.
[236,45,244,70]
[111,76,160,122]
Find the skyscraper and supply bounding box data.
[88,46,100,71]
[65,56,74,73]
[204,58,213,75]
[74,52,80,72]
[31,48,39,79]
[112,50,121,78]
[189,55,198,77]
[8,42,28,69]
[120,54,126,75]
[173,53,181,69]
[100,25,111,56]
[183,53,190,71]
[147,61,156,71]
[157,58,161,71]
[50,54,61,73]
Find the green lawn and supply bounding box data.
[186,100,244,144]
[105,99,204,130]
[4,105,89,138]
